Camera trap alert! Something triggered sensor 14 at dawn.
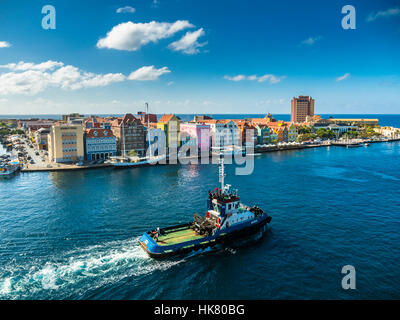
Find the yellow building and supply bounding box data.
[48,124,84,163]
[157,114,181,150]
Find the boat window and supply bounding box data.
[228,204,231,210]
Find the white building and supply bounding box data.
[198,120,240,148]
[146,127,167,156]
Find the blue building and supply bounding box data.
[84,128,117,161]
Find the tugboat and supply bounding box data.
[138,151,272,258]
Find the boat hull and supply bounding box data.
[109,155,166,169]
[139,215,270,259]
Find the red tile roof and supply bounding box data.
[111,113,141,127]
[85,128,115,138]
[159,114,175,123]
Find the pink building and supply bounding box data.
[180,123,211,153]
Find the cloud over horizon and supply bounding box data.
[96,20,194,51]
[224,74,285,84]
[0,61,170,95]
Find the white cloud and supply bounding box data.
[336,73,350,82]
[367,7,400,22]
[168,28,207,54]
[0,60,170,95]
[0,60,63,71]
[116,6,135,13]
[97,20,194,51]
[224,74,285,84]
[0,41,11,48]
[224,75,247,81]
[128,65,170,81]
[258,74,285,84]
[300,36,323,46]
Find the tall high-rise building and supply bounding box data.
[291,96,315,123]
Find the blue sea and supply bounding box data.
[1,115,400,299]
[2,113,400,128]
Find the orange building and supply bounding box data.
[291,96,315,123]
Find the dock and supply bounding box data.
[21,163,111,173]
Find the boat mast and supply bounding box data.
[218,151,225,192]
[146,102,152,157]
[122,121,126,157]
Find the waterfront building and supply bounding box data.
[111,114,146,157]
[34,128,50,150]
[180,122,211,154]
[198,119,240,148]
[268,122,288,142]
[269,129,278,143]
[157,114,181,151]
[313,123,358,137]
[276,127,288,142]
[326,118,379,126]
[48,124,85,163]
[235,121,258,146]
[287,123,298,142]
[144,124,167,156]
[253,124,271,145]
[84,128,117,161]
[373,126,400,139]
[291,96,315,123]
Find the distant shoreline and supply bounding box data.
[1,113,398,119]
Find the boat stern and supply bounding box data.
[138,232,165,257]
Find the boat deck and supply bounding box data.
[156,227,206,246]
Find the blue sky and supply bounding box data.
[0,0,399,115]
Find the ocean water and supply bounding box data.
[1,137,400,300]
[2,114,400,128]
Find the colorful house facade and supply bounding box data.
[287,123,298,142]
[235,121,258,146]
[145,124,167,156]
[157,114,181,151]
[111,114,146,157]
[84,128,117,161]
[254,124,271,145]
[180,122,211,154]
